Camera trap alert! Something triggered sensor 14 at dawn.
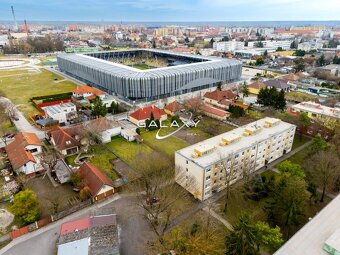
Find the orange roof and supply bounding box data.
[73,85,105,96]
[60,217,91,236]
[164,101,184,113]
[203,90,237,102]
[231,102,249,110]
[49,126,81,151]
[201,103,230,118]
[78,162,113,196]
[5,132,42,170]
[129,105,167,121]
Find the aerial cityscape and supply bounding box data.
[0,1,339,255]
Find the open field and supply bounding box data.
[286,91,320,102]
[141,129,190,158]
[106,136,154,166]
[0,68,77,117]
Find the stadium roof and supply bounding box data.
[57,49,241,79]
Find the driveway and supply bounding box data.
[0,194,154,255]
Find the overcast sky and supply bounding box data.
[0,0,339,22]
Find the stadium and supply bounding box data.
[57,49,242,101]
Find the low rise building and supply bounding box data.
[5,132,43,176]
[175,118,296,200]
[264,79,292,92]
[85,117,121,143]
[164,101,184,116]
[43,103,77,126]
[72,85,106,100]
[129,105,167,126]
[290,101,340,121]
[248,80,267,95]
[203,90,237,109]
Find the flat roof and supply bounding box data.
[292,101,340,119]
[176,117,295,168]
[275,195,340,255]
[58,238,89,255]
[44,103,75,115]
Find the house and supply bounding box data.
[43,103,77,126]
[129,105,167,126]
[58,214,119,255]
[264,79,291,92]
[72,85,106,100]
[164,101,184,116]
[5,132,43,176]
[48,125,83,156]
[248,80,267,95]
[85,117,121,143]
[290,101,340,121]
[203,90,238,110]
[78,162,114,201]
[186,98,230,121]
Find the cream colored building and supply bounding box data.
[175,117,296,200]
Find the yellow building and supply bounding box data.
[248,80,267,95]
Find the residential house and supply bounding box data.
[248,80,267,95]
[5,132,43,176]
[72,85,106,100]
[48,125,83,156]
[85,117,121,143]
[129,105,167,126]
[164,101,184,116]
[43,103,77,126]
[203,90,237,110]
[78,162,114,201]
[186,98,230,121]
[264,79,292,92]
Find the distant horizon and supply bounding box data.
[1,0,339,23]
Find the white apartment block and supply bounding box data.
[298,41,323,51]
[247,40,293,50]
[175,118,296,201]
[213,41,245,52]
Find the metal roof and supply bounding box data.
[57,49,241,79]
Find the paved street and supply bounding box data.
[0,97,45,140]
[0,194,154,255]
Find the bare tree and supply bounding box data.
[40,145,59,171]
[131,152,191,252]
[308,150,340,202]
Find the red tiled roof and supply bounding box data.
[73,85,105,96]
[5,132,42,170]
[200,103,230,118]
[60,217,91,236]
[49,126,81,151]
[78,162,113,196]
[164,101,184,113]
[203,90,237,102]
[231,102,250,110]
[129,105,167,121]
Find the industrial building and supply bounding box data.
[57,49,242,101]
[175,117,296,201]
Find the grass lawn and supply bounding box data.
[132,64,156,70]
[106,136,154,166]
[65,154,77,167]
[216,185,268,225]
[284,143,312,165]
[89,144,119,180]
[196,116,235,136]
[0,68,77,117]
[286,91,319,102]
[292,134,311,149]
[141,129,190,158]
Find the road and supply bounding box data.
[0,97,45,140]
[0,194,153,255]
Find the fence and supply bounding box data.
[9,199,92,240]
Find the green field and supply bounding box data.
[0,68,77,117]
[131,64,156,70]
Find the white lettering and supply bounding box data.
[148,120,158,128]
[170,120,180,128]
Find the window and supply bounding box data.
[206,168,211,173]
[186,168,188,172]
[242,152,245,155]
[205,191,210,196]
[206,176,211,181]
[252,146,256,150]
[205,183,211,189]
[30,148,38,153]
[235,154,239,158]
[186,160,188,164]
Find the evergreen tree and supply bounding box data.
[290,41,297,49]
[317,54,326,67]
[332,55,340,64]
[294,58,306,72]
[92,96,107,117]
[257,87,270,106]
[210,38,215,47]
[242,82,249,98]
[274,89,286,111]
[263,50,268,58]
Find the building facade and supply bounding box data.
[57,49,242,101]
[290,101,340,121]
[175,118,296,200]
[213,41,245,52]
